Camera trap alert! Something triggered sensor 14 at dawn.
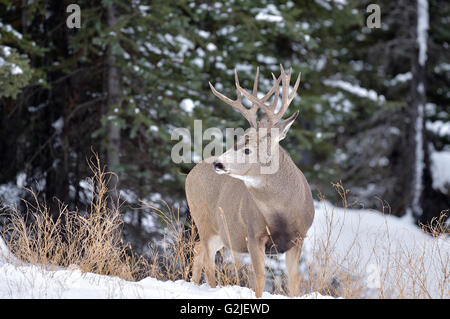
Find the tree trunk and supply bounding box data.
[106,3,121,206]
[408,0,429,221]
[389,0,428,222]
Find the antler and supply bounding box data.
[209,65,300,128]
[209,67,281,128]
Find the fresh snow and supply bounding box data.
[430,150,450,194]
[10,64,23,75]
[323,79,385,103]
[180,98,195,114]
[0,45,24,75]
[0,236,332,299]
[51,117,64,133]
[417,0,429,66]
[411,102,424,218]
[387,72,412,86]
[426,120,450,137]
[255,4,283,23]
[0,22,23,40]
[303,201,449,298]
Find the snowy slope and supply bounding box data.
[302,201,449,298]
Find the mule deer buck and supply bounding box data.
[185,65,315,297]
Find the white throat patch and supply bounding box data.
[229,174,263,188]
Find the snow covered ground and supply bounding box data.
[0,238,331,299]
[302,201,449,298]
[0,200,448,299]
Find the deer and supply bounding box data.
[185,65,315,298]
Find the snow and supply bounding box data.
[426,120,450,137]
[0,22,23,39]
[323,79,385,103]
[51,117,64,133]
[256,54,277,65]
[10,64,23,74]
[180,98,195,113]
[412,102,424,217]
[0,45,24,75]
[206,43,217,51]
[138,5,150,16]
[0,236,332,299]
[1,200,448,299]
[387,72,412,86]
[16,172,26,188]
[0,171,27,206]
[197,30,210,39]
[255,4,283,23]
[434,63,450,73]
[430,150,450,194]
[2,46,12,57]
[315,0,347,10]
[417,0,429,66]
[303,201,449,298]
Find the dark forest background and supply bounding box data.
[0,0,449,253]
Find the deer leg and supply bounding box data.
[192,241,204,284]
[203,235,223,288]
[285,238,303,296]
[247,235,268,298]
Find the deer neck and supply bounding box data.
[240,148,296,213]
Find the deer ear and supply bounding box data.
[273,110,299,141]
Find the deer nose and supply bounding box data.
[213,161,225,171]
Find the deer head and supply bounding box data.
[209,65,301,179]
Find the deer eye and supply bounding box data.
[244,148,251,155]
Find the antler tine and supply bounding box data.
[209,80,256,127]
[209,70,259,128]
[289,72,301,103]
[234,68,242,103]
[258,74,281,103]
[268,73,280,111]
[272,65,300,123]
[209,81,235,107]
[253,66,259,96]
[279,65,291,118]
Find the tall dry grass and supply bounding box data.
[0,154,147,281]
[143,203,255,290]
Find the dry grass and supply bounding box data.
[1,159,448,298]
[143,203,255,289]
[0,154,147,281]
